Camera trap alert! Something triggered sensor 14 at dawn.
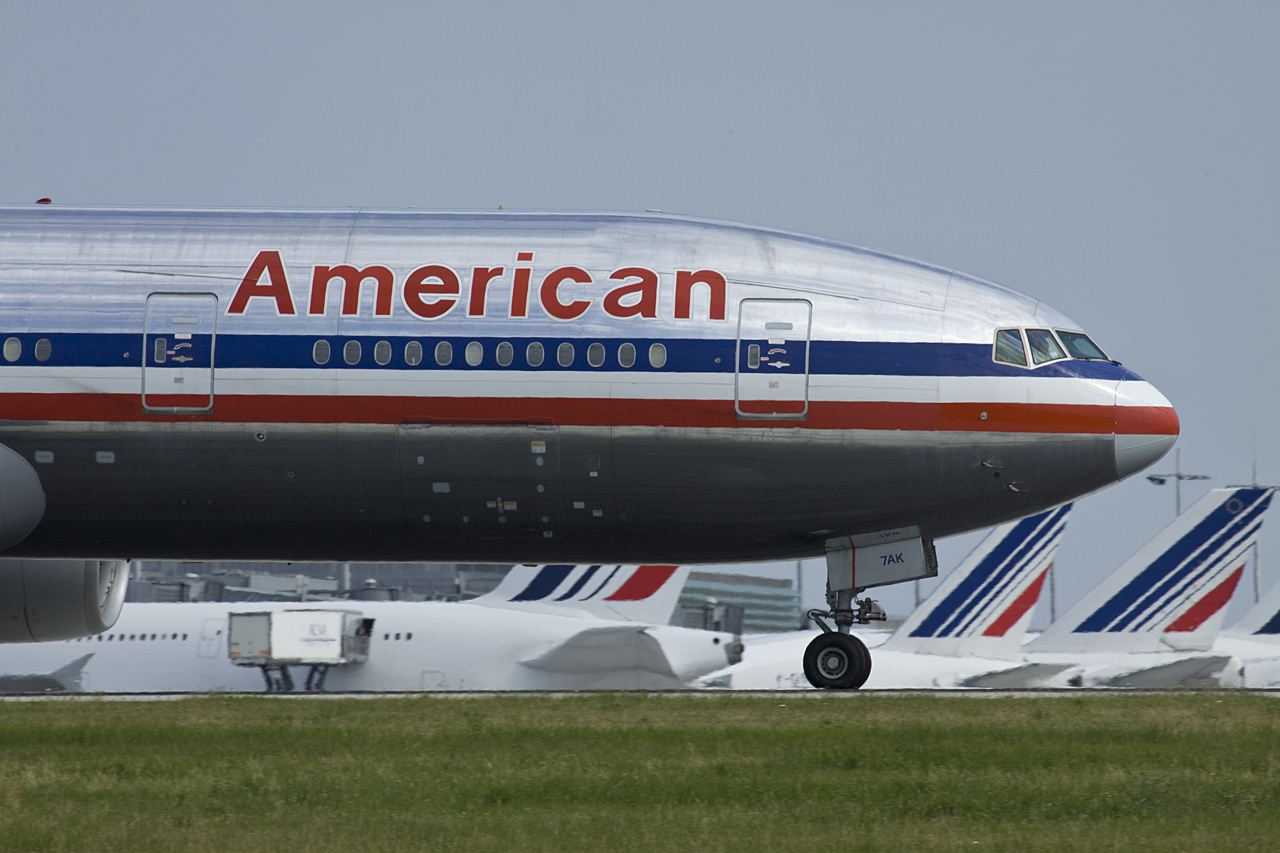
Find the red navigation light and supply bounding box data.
[36,198,52,204]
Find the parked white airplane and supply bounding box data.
[0,564,737,692]
[0,204,1178,687]
[1021,488,1273,688]
[700,505,1072,689]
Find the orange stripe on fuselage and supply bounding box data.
[0,392,1164,436]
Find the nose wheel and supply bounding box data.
[803,632,872,690]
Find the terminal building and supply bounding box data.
[676,571,801,633]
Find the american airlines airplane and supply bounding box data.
[0,564,738,692]
[0,204,1178,688]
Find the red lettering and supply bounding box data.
[310,265,395,316]
[228,250,296,315]
[403,265,460,320]
[540,266,593,321]
[603,267,658,318]
[469,267,504,317]
[674,270,726,320]
[510,253,534,318]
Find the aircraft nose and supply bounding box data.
[1114,380,1179,480]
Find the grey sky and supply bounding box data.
[2,2,1277,624]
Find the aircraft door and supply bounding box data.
[735,298,812,419]
[197,617,223,659]
[142,292,217,412]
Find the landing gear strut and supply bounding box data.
[804,532,933,689]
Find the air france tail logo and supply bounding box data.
[509,565,677,603]
[227,250,728,322]
[1072,489,1272,635]
[909,505,1068,640]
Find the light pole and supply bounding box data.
[1146,449,1210,516]
[1228,463,1279,604]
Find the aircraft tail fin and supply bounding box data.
[1223,529,1280,643]
[472,564,690,625]
[882,504,1071,659]
[1028,488,1272,654]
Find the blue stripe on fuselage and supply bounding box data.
[0,332,1138,380]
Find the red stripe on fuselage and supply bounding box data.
[0,392,1151,435]
[1114,405,1179,436]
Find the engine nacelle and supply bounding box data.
[0,559,130,642]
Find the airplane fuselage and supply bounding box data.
[0,206,1177,563]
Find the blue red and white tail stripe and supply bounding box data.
[473,564,689,625]
[1222,517,1280,643]
[1030,488,1273,654]
[883,505,1070,660]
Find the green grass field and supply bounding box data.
[0,693,1277,852]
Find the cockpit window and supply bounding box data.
[1026,329,1067,365]
[1056,330,1109,361]
[993,328,1027,367]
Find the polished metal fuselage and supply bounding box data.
[0,206,1161,563]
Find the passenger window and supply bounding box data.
[747,344,760,369]
[992,329,1026,367]
[313,340,331,365]
[618,343,636,368]
[496,341,514,367]
[465,342,483,366]
[404,341,423,366]
[1026,329,1067,365]
[557,343,574,367]
[3,337,20,362]
[649,343,667,368]
[374,340,392,365]
[435,341,452,366]
[35,339,51,362]
[343,340,362,365]
[1056,330,1109,361]
[587,342,605,367]
[527,342,545,367]
[154,338,167,364]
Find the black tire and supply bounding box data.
[802,632,872,690]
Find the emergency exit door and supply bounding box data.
[142,293,218,412]
[735,298,812,419]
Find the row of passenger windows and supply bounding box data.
[3,337,51,363]
[993,328,1109,368]
[73,632,188,642]
[313,339,668,369]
